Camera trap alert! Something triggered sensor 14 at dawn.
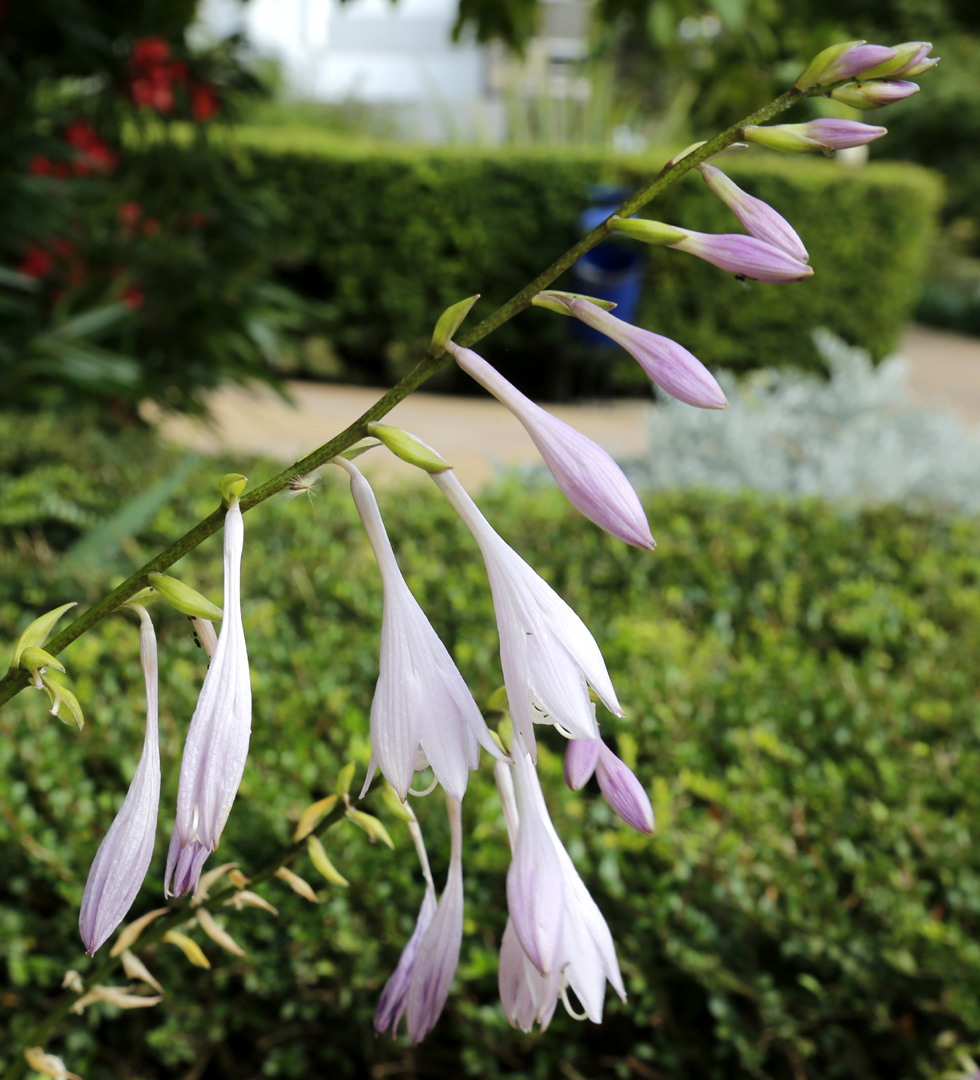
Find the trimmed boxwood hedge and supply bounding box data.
[2,413,980,1080]
[193,129,942,393]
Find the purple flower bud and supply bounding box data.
[743,119,888,153]
[451,345,654,549]
[564,736,601,790]
[860,41,937,79]
[670,229,812,283]
[79,606,160,955]
[698,164,809,263]
[829,79,920,109]
[564,300,728,410]
[595,742,655,835]
[795,41,898,91]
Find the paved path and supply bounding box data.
[153,325,980,491]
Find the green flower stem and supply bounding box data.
[0,86,806,714]
[3,798,352,1080]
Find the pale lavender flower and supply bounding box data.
[829,79,920,109]
[697,164,809,263]
[167,497,251,897]
[164,828,211,899]
[334,456,501,801]
[564,734,655,835]
[794,41,898,91]
[376,797,464,1042]
[562,299,727,410]
[668,230,812,283]
[433,469,620,756]
[496,753,626,1027]
[743,119,888,153]
[79,605,160,955]
[449,344,654,550]
[860,41,937,79]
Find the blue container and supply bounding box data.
[569,185,646,346]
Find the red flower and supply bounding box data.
[191,84,220,123]
[119,202,143,229]
[19,245,54,279]
[122,284,144,310]
[28,154,53,176]
[64,120,99,151]
[131,37,170,69]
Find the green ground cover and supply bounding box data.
[2,413,979,1079]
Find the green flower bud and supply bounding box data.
[307,835,350,886]
[19,646,65,677]
[147,573,223,621]
[382,782,417,822]
[367,423,450,474]
[430,294,480,356]
[40,671,85,729]
[336,762,357,797]
[345,807,395,849]
[531,290,618,316]
[219,473,248,505]
[608,217,689,245]
[11,601,77,667]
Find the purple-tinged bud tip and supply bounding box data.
[564,736,601,790]
[596,742,655,835]
[566,300,728,410]
[795,41,898,91]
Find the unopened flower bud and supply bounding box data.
[743,119,887,152]
[829,79,920,109]
[859,41,937,79]
[794,41,897,91]
[367,422,450,473]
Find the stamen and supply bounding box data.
[409,775,439,797]
[560,981,589,1021]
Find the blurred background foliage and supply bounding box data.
[3,413,980,1079]
[2,2,980,1078]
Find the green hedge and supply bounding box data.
[2,413,980,1079]
[199,129,941,393]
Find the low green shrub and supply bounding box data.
[184,130,941,393]
[2,415,979,1080]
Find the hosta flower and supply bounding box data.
[496,753,626,1028]
[79,605,160,954]
[334,456,501,801]
[829,79,920,109]
[167,492,251,897]
[432,469,621,756]
[742,119,888,153]
[560,298,727,410]
[376,797,464,1042]
[859,41,937,80]
[449,344,654,549]
[564,733,655,835]
[794,40,898,91]
[697,164,809,263]
[609,216,811,283]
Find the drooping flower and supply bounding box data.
[432,468,620,756]
[742,119,888,153]
[558,297,727,410]
[375,796,465,1042]
[333,456,502,801]
[697,164,809,263]
[79,604,160,954]
[167,489,251,898]
[496,753,626,1029]
[564,733,655,835]
[449,344,654,549]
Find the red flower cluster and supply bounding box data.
[128,37,220,122]
[28,120,117,179]
[18,239,87,292]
